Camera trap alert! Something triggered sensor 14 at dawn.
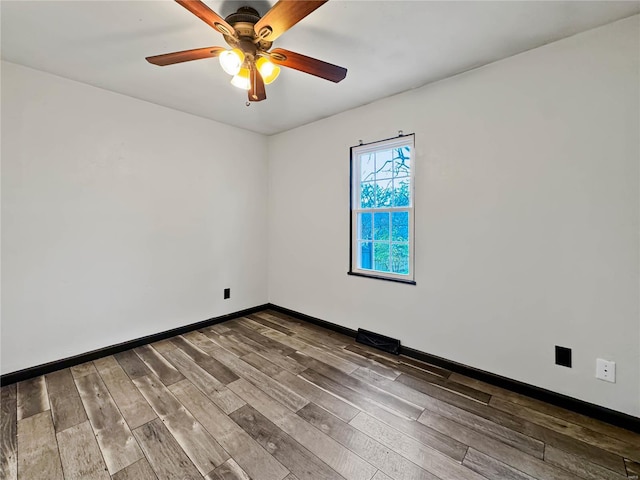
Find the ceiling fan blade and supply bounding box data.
[146,46,226,66]
[175,0,235,36]
[254,0,328,42]
[249,67,267,102]
[270,48,347,83]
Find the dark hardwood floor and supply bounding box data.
[1,310,639,480]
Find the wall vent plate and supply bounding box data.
[356,329,401,355]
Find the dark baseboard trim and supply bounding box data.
[267,303,640,434]
[0,304,269,386]
[267,304,359,338]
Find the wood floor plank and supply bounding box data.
[242,351,284,377]
[93,356,157,430]
[169,379,289,480]
[344,343,451,379]
[70,362,98,380]
[245,313,295,335]
[419,409,584,480]
[221,328,288,356]
[292,352,423,419]
[349,412,485,480]
[17,376,49,420]
[111,458,158,480]
[228,319,296,356]
[172,334,239,384]
[300,367,422,422]
[396,370,491,404]
[626,459,640,478]
[1,385,17,480]
[262,328,361,375]
[230,378,377,480]
[230,404,346,480]
[298,402,441,480]
[372,472,393,480]
[462,448,536,480]
[133,345,184,386]
[354,400,468,462]
[352,367,443,410]
[149,339,176,355]
[450,372,640,446]
[273,369,360,423]
[132,418,201,480]
[544,445,628,480]
[205,459,252,480]
[415,392,544,458]
[56,420,110,480]
[203,331,257,356]
[490,396,640,462]
[133,374,229,476]
[204,344,309,412]
[75,372,144,474]
[16,411,63,480]
[114,350,152,379]
[400,372,625,474]
[163,347,245,414]
[251,348,307,375]
[328,347,402,381]
[7,309,637,480]
[45,368,88,432]
[208,323,232,334]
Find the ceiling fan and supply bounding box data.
[146,0,347,103]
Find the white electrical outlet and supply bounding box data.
[596,359,616,383]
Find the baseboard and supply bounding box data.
[267,303,640,434]
[0,304,269,386]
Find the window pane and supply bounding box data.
[394,147,411,177]
[375,150,393,179]
[360,181,375,209]
[374,243,390,272]
[393,178,410,207]
[392,211,409,241]
[391,244,409,274]
[360,153,375,182]
[358,242,373,270]
[373,212,389,240]
[376,179,393,207]
[358,213,372,240]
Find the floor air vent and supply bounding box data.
[356,329,401,355]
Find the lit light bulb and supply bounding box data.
[256,57,281,84]
[219,49,244,76]
[230,67,250,90]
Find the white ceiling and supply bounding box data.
[2,1,638,135]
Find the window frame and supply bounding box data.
[348,134,416,285]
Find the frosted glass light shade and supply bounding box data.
[256,57,280,84]
[231,67,250,90]
[219,49,244,76]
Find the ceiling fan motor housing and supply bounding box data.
[224,6,272,54]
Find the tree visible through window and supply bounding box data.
[349,135,415,283]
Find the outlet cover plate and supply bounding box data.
[596,358,615,383]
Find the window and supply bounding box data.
[349,135,415,284]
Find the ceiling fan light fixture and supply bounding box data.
[256,57,280,85]
[219,48,244,75]
[231,67,251,90]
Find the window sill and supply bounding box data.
[347,271,416,285]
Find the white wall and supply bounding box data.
[268,16,640,416]
[1,62,268,374]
